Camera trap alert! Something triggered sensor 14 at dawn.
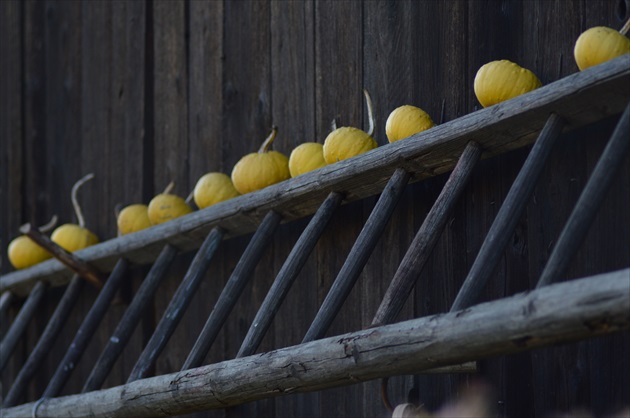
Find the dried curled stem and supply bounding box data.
[71,173,94,228]
[620,17,630,35]
[258,126,279,153]
[163,181,175,195]
[363,89,375,137]
[38,215,59,233]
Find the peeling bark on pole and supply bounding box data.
[4,268,629,418]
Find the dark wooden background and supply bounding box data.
[1,0,629,416]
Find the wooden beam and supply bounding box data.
[5,268,628,418]
[1,54,629,297]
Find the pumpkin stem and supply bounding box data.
[331,118,338,132]
[258,126,278,153]
[620,17,630,35]
[38,215,59,233]
[163,181,175,195]
[71,173,94,228]
[363,89,375,137]
[185,191,194,204]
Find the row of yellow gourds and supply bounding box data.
[6,24,629,271]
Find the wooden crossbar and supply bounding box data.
[42,258,130,398]
[0,281,47,372]
[3,275,84,407]
[536,102,630,288]
[82,245,178,393]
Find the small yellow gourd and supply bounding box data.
[574,22,630,71]
[323,89,378,163]
[231,127,291,194]
[7,216,57,269]
[288,142,327,177]
[385,105,434,143]
[193,172,240,209]
[51,174,100,252]
[148,181,193,225]
[117,204,152,235]
[473,60,542,108]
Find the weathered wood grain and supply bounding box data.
[127,227,224,382]
[303,168,411,343]
[450,113,565,311]
[372,141,482,326]
[2,275,84,407]
[4,268,628,418]
[43,258,129,398]
[0,281,46,372]
[82,245,178,393]
[182,211,282,371]
[2,55,628,297]
[537,103,629,289]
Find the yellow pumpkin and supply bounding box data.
[322,127,377,163]
[322,89,378,163]
[574,26,630,71]
[193,172,240,209]
[473,60,542,108]
[51,173,99,252]
[231,127,291,194]
[148,184,193,225]
[385,105,434,143]
[117,204,152,235]
[288,142,327,177]
[8,235,52,269]
[51,224,100,252]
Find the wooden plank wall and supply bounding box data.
[1,0,629,416]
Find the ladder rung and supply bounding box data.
[536,103,630,288]
[237,191,344,358]
[182,210,282,370]
[0,291,14,340]
[372,141,482,327]
[450,113,565,312]
[127,227,224,383]
[82,244,178,393]
[43,258,130,398]
[0,281,47,372]
[303,167,411,343]
[3,275,84,407]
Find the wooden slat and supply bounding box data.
[372,141,482,326]
[42,258,130,398]
[450,114,565,312]
[82,245,178,393]
[0,290,13,318]
[303,168,411,343]
[4,268,628,418]
[182,211,282,370]
[1,56,628,297]
[536,103,630,288]
[237,192,343,358]
[127,227,224,383]
[3,275,84,407]
[0,281,46,372]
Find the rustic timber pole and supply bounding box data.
[127,227,225,382]
[3,269,628,418]
[536,103,630,288]
[82,244,178,392]
[3,275,85,407]
[450,113,565,312]
[0,281,47,372]
[43,258,130,398]
[303,167,411,343]
[237,192,343,358]
[372,141,482,326]
[0,291,14,339]
[182,210,282,370]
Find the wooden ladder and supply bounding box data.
[1,55,629,417]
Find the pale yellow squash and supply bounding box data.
[231,127,291,194]
[193,172,240,209]
[574,26,630,71]
[148,182,193,225]
[288,142,327,177]
[474,60,542,108]
[8,235,52,269]
[117,204,152,235]
[385,105,434,143]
